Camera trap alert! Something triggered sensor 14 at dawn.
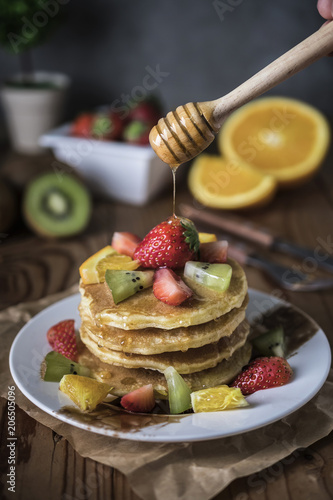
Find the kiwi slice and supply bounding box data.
[105,269,154,304]
[184,261,232,292]
[252,326,285,358]
[41,351,91,382]
[164,366,192,414]
[23,173,91,238]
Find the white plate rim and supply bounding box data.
[9,289,331,443]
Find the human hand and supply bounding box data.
[317,0,333,19]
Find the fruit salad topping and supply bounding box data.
[120,384,156,413]
[111,232,141,258]
[231,356,293,395]
[184,261,232,292]
[42,352,91,382]
[105,269,154,304]
[199,240,228,263]
[153,268,193,306]
[47,319,78,361]
[134,216,200,269]
[60,374,112,412]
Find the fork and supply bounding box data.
[228,243,333,292]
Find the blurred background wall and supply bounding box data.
[0,0,332,125]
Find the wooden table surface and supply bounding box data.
[0,150,333,500]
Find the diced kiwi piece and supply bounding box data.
[164,366,192,414]
[23,173,91,238]
[252,326,285,357]
[184,261,232,292]
[41,351,91,382]
[105,269,154,304]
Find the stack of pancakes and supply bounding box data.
[78,258,251,397]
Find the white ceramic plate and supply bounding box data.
[9,290,331,443]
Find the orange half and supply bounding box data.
[219,97,330,187]
[188,155,277,210]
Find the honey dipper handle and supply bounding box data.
[213,21,333,123]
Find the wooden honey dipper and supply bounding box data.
[149,22,333,167]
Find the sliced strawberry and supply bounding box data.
[120,384,155,413]
[153,268,192,306]
[111,232,141,258]
[231,356,293,395]
[200,240,228,263]
[46,319,78,361]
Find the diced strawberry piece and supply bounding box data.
[46,319,78,362]
[200,241,228,263]
[120,384,155,413]
[231,356,293,395]
[153,268,193,306]
[111,232,141,258]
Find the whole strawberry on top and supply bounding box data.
[231,356,293,395]
[134,216,200,269]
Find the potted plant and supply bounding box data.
[0,0,70,153]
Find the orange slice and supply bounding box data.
[188,155,277,210]
[191,385,249,412]
[219,97,330,187]
[79,245,139,284]
[59,374,112,411]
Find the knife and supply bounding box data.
[180,204,333,273]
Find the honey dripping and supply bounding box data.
[170,165,179,217]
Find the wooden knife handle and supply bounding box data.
[180,204,274,248]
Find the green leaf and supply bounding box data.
[180,218,200,254]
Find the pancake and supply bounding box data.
[80,258,248,330]
[79,295,249,354]
[80,319,250,374]
[78,340,252,397]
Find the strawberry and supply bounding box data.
[123,120,150,145]
[134,216,200,269]
[128,97,162,124]
[231,356,293,395]
[111,232,141,258]
[91,111,123,140]
[71,113,94,137]
[199,240,228,263]
[46,319,78,362]
[153,268,193,306]
[71,111,124,140]
[120,384,155,413]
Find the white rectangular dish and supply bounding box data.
[39,124,171,205]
